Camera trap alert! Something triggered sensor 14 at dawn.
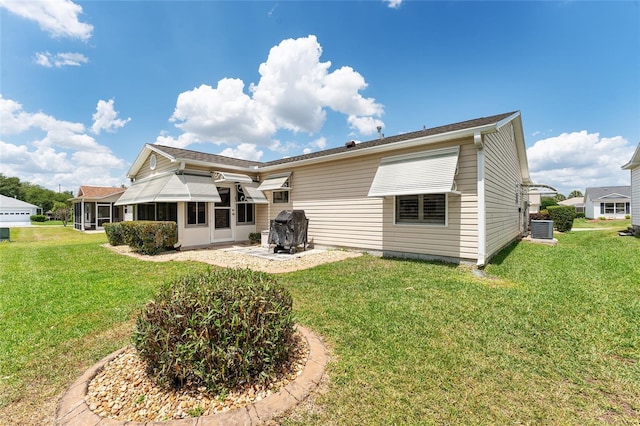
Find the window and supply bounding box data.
[137,203,156,220]
[600,202,630,215]
[273,190,289,204]
[187,202,207,226]
[156,203,177,222]
[395,194,446,225]
[236,185,255,225]
[237,203,254,224]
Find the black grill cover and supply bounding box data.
[268,210,308,252]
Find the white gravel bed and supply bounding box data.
[103,243,362,273]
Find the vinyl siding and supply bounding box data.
[380,140,478,261]
[134,153,177,180]
[483,123,524,259]
[256,139,479,260]
[632,167,640,227]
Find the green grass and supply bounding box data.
[29,220,66,226]
[1,227,638,424]
[572,217,631,229]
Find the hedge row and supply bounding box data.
[104,221,177,255]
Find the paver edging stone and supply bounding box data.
[55,325,326,426]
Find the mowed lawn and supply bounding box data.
[1,226,638,425]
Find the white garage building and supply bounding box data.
[0,194,41,227]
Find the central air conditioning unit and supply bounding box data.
[530,220,554,239]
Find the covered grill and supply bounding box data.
[268,210,309,254]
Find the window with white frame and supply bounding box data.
[273,190,290,204]
[186,202,207,226]
[236,185,255,225]
[600,202,630,215]
[396,194,446,225]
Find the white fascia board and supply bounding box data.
[622,144,640,170]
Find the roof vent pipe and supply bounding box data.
[345,140,356,148]
[377,125,383,139]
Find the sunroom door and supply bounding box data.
[97,204,111,229]
[212,186,235,242]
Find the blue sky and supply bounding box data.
[1,0,638,197]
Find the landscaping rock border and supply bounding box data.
[56,325,327,426]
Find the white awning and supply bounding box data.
[257,172,291,191]
[367,146,460,197]
[239,184,269,204]
[115,173,221,205]
[214,171,254,183]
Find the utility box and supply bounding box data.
[531,220,553,239]
[0,227,10,242]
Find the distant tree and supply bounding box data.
[554,193,567,202]
[569,190,583,199]
[0,174,23,199]
[53,201,72,226]
[541,196,559,210]
[0,174,73,212]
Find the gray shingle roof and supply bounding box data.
[154,111,517,170]
[585,186,631,200]
[152,145,264,169]
[263,111,518,167]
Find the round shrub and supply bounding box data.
[132,268,295,393]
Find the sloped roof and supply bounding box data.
[585,186,631,200]
[150,145,263,169]
[76,186,127,198]
[263,111,518,167]
[0,194,40,209]
[558,197,585,207]
[127,111,524,179]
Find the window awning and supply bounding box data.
[238,184,269,204]
[115,173,222,205]
[257,172,291,191]
[214,171,254,184]
[367,146,460,197]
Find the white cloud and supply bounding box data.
[0,0,93,41]
[218,143,264,162]
[164,35,384,155]
[527,131,634,196]
[91,99,131,135]
[0,96,127,191]
[385,0,403,9]
[347,115,384,135]
[34,51,89,68]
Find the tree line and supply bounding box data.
[0,173,74,213]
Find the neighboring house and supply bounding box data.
[558,196,585,214]
[0,194,40,227]
[70,186,127,231]
[117,111,544,266]
[584,186,631,219]
[622,143,640,233]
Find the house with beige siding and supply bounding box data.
[116,111,539,265]
[622,143,640,233]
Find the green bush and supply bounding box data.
[121,221,178,255]
[30,214,47,222]
[548,205,576,232]
[575,212,585,219]
[103,222,124,246]
[530,211,550,221]
[132,269,295,393]
[248,232,261,244]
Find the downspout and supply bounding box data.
[474,132,486,267]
